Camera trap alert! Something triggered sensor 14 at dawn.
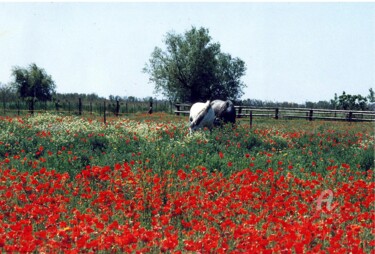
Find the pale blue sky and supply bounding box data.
[0,2,374,103]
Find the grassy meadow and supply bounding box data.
[0,112,374,253]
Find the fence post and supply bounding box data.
[30,99,34,115]
[348,111,353,122]
[55,100,60,112]
[148,100,153,114]
[309,109,313,121]
[116,100,120,117]
[275,108,279,120]
[103,100,107,125]
[17,101,20,116]
[78,98,82,115]
[249,110,253,128]
[176,104,180,116]
[237,106,242,118]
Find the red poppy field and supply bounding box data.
[0,113,374,253]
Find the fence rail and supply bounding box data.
[2,100,374,124]
[1,98,174,124]
[1,99,173,115]
[174,103,375,124]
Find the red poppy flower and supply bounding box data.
[219,151,224,159]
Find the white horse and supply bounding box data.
[210,100,236,126]
[189,100,215,133]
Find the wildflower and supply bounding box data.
[342,163,350,169]
[219,151,224,159]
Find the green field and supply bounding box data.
[0,113,373,252]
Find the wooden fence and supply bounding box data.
[174,103,375,125]
[0,99,175,124]
[1,99,173,116]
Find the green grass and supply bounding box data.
[0,112,374,253]
[0,112,373,178]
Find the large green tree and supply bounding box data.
[143,27,246,103]
[11,63,56,113]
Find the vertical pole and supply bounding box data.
[309,109,313,121]
[148,99,153,114]
[116,100,120,117]
[348,111,353,122]
[17,101,20,116]
[176,104,180,116]
[30,99,34,115]
[90,101,92,115]
[103,100,107,125]
[250,110,253,128]
[78,98,82,115]
[68,101,71,114]
[275,108,279,120]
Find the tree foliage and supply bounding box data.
[331,91,368,110]
[144,27,246,103]
[12,63,56,102]
[367,88,374,103]
[0,83,15,102]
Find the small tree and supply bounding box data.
[330,93,339,109]
[336,91,368,110]
[144,27,246,103]
[368,88,375,103]
[0,83,14,114]
[11,63,56,114]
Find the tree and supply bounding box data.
[143,27,246,103]
[330,93,339,109]
[336,91,367,110]
[368,88,375,103]
[0,83,14,114]
[11,63,56,113]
